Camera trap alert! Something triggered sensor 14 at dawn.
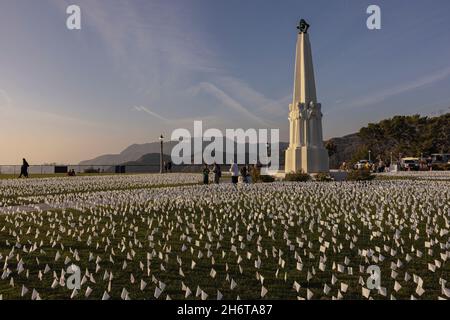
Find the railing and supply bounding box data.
[0,164,206,175]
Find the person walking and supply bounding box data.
[230,162,239,184]
[18,158,30,178]
[202,164,210,185]
[240,165,248,183]
[212,162,221,184]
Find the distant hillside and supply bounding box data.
[79,141,179,166]
[112,153,173,173]
[326,133,363,169]
[81,113,449,170]
[80,138,289,166]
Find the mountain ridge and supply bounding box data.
[80,113,450,169]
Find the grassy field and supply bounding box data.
[0,173,139,180]
[0,175,448,300]
[0,173,203,207]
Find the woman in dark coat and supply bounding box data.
[18,158,29,178]
[212,162,221,184]
[240,165,248,183]
[202,164,210,185]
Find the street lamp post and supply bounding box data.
[159,134,164,174]
[368,150,371,163]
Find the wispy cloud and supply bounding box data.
[51,0,221,95]
[133,106,170,122]
[50,1,283,131]
[341,66,450,110]
[0,89,101,128]
[133,105,221,128]
[190,82,270,126]
[215,76,289,117]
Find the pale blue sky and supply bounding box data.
[1,0,450,163]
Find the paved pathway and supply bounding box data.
[0,203,54,214]
[0,203,67,214]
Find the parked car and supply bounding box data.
[400,157,420,171]
[431,153,450,164]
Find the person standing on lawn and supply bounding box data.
[240,165,248,183]
[230,162,239,184]
[18,158,30,178]
[202,164,210,185]
[212,162,221,184]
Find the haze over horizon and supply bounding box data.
[1,0,450,164]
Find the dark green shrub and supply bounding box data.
[285,171,311,182]
[346,169,375,181]
[431,163,450,171]
[315,172,334,182]
[260,175,275,183]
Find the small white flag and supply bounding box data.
[261,286,268,298]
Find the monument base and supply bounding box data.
[285,145,329,174]
[269,170,346,181]
[263,170,286,181]
[329,170,348,181]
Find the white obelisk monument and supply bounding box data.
[285,19,329,174]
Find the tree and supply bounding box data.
[354,113,449,162]
[325,141,337,157]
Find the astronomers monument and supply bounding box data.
[284,19,329,173]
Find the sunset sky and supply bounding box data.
[1,0,450,164]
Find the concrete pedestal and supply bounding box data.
[285,146,329,173]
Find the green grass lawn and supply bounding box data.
[0,173,155,180]
[0,173,233,180]
[0,179,448,300]
[0,173,204,207]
